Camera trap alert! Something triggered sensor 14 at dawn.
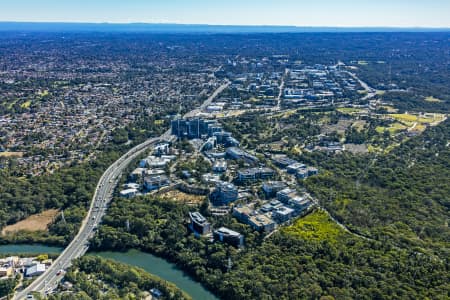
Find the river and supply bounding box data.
[0,244,218,300]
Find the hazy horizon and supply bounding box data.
[1,0,450,28]
[1,21,450,29]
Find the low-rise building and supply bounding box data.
[201,136,217,152]
[188,212,211,236]
[289,196,312,212]
[232,205,254,223]
[123,183,140,190]
[213,227,244,248]
[248,214,276,233]
[25,263,46,277]
[276,188,298,203]
[273,206,295,223]
[210,182,238,206]
[120,189,138,198]
[202,173,221,184]
[144,175,170,191]
[260,199,284,212]
[226,147,259,164]
[286,163,306,174]
[0,266,13,277]
[212,160,227,173]
[297,166,319,179]
[262,181,287,197]
[307,167,319,176]
[226,147,245,160]
[237,167,275,182]
[225,137,240,147]
[150,288,163,299]
[18,258,37,268]
[154,143,170,155]
[130,167,147,181]
[272,155,298,168]
[140,156,172,169]
[296,168,309,179]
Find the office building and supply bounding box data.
[189,212,211,236]
[273,206,295,223]
[262,181,287,197]
[144,175,170,191]
[237,167,275,182]
[213,227,244,247]
[210,182,239,205]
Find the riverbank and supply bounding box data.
[0,244,218,300]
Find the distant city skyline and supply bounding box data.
[1,0,449,28]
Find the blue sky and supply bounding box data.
[0,0,449,27]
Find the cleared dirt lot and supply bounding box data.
[1,209,59,235]
[159,190,206,205]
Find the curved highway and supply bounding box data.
[15,80,228,299]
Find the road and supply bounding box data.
[184,80,230,118]
[344,71,378,100]
[276,68,288,110]
[15,80,229,299]
[15,135,161,299]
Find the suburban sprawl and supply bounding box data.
[0,31,449,300]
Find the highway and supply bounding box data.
[184,80,230,118]
[14,80,229,299]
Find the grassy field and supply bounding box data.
[389,113,445,125]
[0,151,24,158]
[424,96,442,103]
[337,107,366,114]
[20,100,31,109]
[6,99,18,109]
[375,122,407,134]
[379,105,397,113]
[367,144,383,153]
[38,90,49,97]
[1,209,59,235]
[282,210,345,242]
